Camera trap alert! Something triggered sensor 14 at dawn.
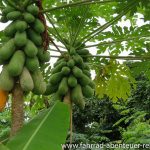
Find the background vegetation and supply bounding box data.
[0,0,150,149]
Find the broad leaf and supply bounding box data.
[0,144,9,150]
[94,60,136,101]
[7,101,70,150]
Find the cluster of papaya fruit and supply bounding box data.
[0,2,50,95]
[45,47,95,109]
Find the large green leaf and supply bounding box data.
[0,144,9,150]
[7,101,70,150]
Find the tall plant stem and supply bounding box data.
[10,83,24,137]
[63,92,73,146]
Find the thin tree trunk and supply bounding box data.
[63,92,73,146]
[10,83,24,137]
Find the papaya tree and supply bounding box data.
[0,0,149,149]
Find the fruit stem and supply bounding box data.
[10,83,24,137]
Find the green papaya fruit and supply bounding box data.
[0,39,15,61]
[79,74,90,86]
[76,49,89,55]
[83,63,90,70]
[20,67,34,92]
[73,54,83,65]
[7,11,21,20]
[27,29,42,46]
[51,62,66,74]
[53,58,66,67]
[40,51,50,62]
[49,72,62,84]
[74,42,85,49]
[4,22,16,37]
[14,31,27,47]
[24,40,38,57]
[26,56,39,72]
[0,58,4,65]
[37,48,50,62]
[89,81,95,89]
[83,70,91,77]
[69,47,76,55]
[71,84,85,109]
[68,75,77,88]
[2,6,15,16]
[0,16,8,23]
[33,19,45,34]
[72,66,83,78]
[67,59,75,68]
[23,12,35,23]
[15,20,28,32]
[58,77,68,96]
[31,69,46,95]
[0,65,14,91]
[44,83,58,95]
[82,85,94,98]
[8,51,25,76]
[27,5,39,16]
[61,66,71,75]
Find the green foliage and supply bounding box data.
[97,25,150,55]
[122,117,150,147]
[94,60,136,101]
[0,0,149,148]
[130,61,150,80]
[73,96,121,142]
[71,72,150,147]
[0,144,9,150]
[7,102,70,150]
[0,106,11,143]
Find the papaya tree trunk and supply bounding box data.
[10,83,24,137]
[63,92,73,145]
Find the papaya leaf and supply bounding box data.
[95,61,136,101]
[0,144,9,150]
[7,101,70,150]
